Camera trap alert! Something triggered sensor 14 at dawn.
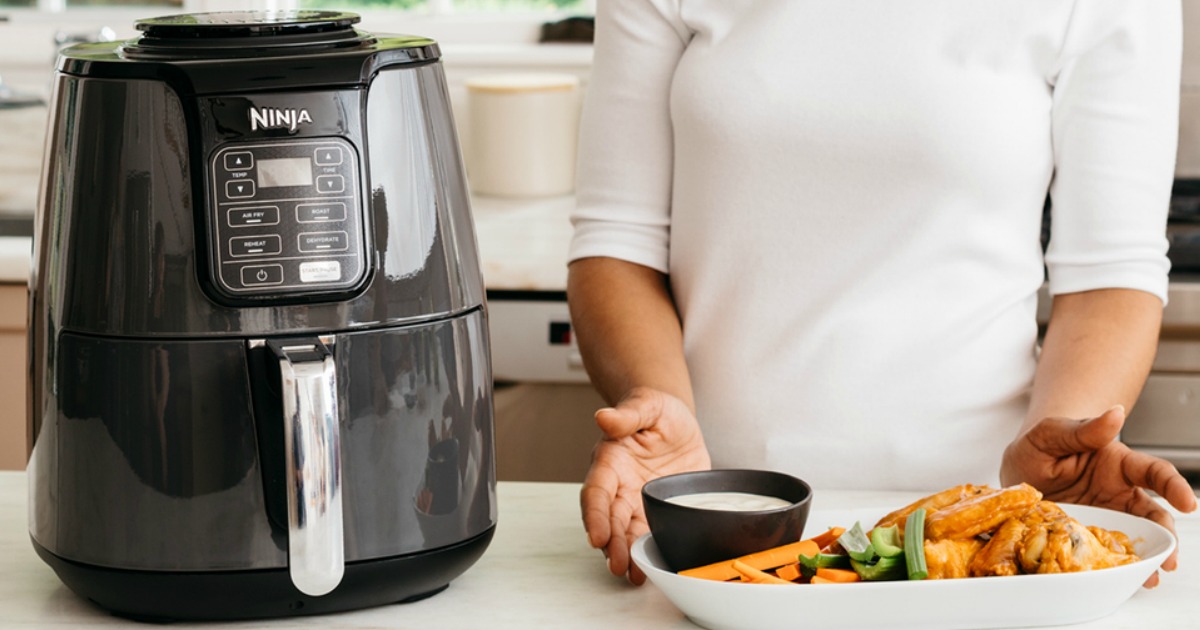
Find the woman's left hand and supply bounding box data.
[1000,405,1197,587]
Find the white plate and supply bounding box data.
[632,504,1175,630]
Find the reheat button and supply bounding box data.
[230,235,282,258]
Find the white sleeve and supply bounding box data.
[1045,0,1181,303]
[567,0,690,273]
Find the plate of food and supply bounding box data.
[631,483,1176,630]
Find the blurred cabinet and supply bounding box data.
[0,284,25,471]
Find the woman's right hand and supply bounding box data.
[580,386,711,585]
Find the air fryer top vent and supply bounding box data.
[124,11,373,59]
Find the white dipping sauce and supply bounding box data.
[665,491,792,512]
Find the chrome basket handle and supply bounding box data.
[268,338,344,596]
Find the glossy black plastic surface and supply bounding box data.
[57,35,437,94]
[34,527,494,620]
[31,312,495,569]
[29,64,483,339]
[28,23,495,615]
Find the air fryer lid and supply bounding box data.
[124,10,376,59]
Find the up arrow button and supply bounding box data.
[314,147,343,166]
[223,151,254,171]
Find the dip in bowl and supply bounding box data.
[641,469,812,573]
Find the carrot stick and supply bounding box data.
[810,575,836,585]
[811,527,846,551]
[680,538,822,581]
[731,560,794,585]
[815,567,860,583]
[775,562,802,582]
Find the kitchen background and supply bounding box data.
[1,0,1199,484]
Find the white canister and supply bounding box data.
[464,73,581,198]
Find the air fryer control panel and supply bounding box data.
[209,138,366,299]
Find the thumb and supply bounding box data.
[1028,405,1125,457]
[594,391,664,440]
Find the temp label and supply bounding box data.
[299,260,342,283]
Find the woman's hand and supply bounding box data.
[1001,405,1197,586]
[580,386,711,585]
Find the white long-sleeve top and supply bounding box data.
[568,0,1180,491]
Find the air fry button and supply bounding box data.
[229,206,280,227]
[240,264,283,287]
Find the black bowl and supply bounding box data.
[641,469,812,573]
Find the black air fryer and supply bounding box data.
[27,10,496,620]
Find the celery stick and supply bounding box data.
[904,508,928,580]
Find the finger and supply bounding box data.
[629,561,647,585]
[1128,488,1179,573]
[594,391,664,440]
[606,498,636,578]
[1070,405,1125,451]
[1142,571,1160,589]
[1121,450,1198,515]
[626,514,650,585]
[1025,407,1123,458]
[580,467,618,549]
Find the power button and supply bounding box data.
[240,264,284,287]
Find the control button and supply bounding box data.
[296,202,347,223]
[229,206,279,227]
[240,264,284,287]
[315,175,344,194]
[314,147,343,166]
[298,231,349,253]
[229,235,282,258]
[300,260,342,283]
[226,180,256,199]
[224,151,254,171]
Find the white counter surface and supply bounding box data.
[1,471,1198,628]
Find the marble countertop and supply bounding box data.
[2,471,1198,628]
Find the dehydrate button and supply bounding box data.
[240,264,284,287]
[298,231,349,253]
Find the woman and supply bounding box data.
[568,0,1198,585]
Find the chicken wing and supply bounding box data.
[874,484,990,533]
[1038,519,1139,573]
[968,517,1027,577]
[925,483,1043,540]
[924,538,985,579]
[1088,526,1136,556]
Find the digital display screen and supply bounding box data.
[257,157,313,188]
